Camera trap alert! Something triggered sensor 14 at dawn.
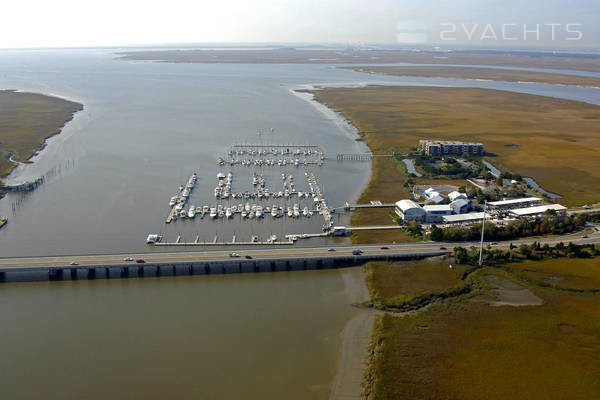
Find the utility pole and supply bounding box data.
[479,201,487,266]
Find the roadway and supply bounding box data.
[0,226,598,271]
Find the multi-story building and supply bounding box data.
[419,140,484,156]
[395,200,426,222]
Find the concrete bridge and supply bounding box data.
[1,230,598,284]
[0,244,448,283]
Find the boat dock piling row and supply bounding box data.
[153,234,295,246]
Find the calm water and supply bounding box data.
[0,267,364,400]
[0,49,598,257]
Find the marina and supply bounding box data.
[158,143,337,245]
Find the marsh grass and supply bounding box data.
[313,86,600,206]
[0,90,82,180]
[362,257,600,400]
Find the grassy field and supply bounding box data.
[312,86,600,206]
[350,157,413,243]
[362,258,600,400]
[0,90,83,179]
[343,66,600,87]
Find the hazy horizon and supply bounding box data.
[2,0,598,49]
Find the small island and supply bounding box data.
[0,90,83,196]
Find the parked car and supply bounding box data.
[135,259,145,263]
[352,249,363,255]
[230,253,240,258]
[124,257,133,261]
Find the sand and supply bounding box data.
[328,268,374,400]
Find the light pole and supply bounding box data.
[479,201,487,266]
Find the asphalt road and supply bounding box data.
[0,227,598,270]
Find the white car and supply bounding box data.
[124,257,133,261]
[70,262,78,266]
[230,253,240,258]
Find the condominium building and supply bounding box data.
[419,140,484,156]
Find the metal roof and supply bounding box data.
[488,197,541,207]
[509,204,567,216]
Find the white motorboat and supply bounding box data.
[146,234,162,244]
[210,207,217,218]
[188,206,196,218]
[225,208,233,218]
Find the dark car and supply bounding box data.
[380,246,389,250]
[440,246,447,250]
[245,255,253,259]
[135,259,145,263]
[352,249,363,255]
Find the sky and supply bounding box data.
[1,0,598,49]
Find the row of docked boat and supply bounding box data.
[229,148,319,157]
[306,171,334,231]
[214,171,233,199]
[169,173,197,212]
[170,202,315,221]
[217,157,314,167]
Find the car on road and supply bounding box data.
[352,249,363,255]
[69,262,78,266]
[245,255,253,259]
[124,257,133,261]
[491,242,499,245]
[581,235,589,238]
[327,248,336,252]
[440,246,447,250]
[230,253,240,258]
[380,246,389,250]
[135,259,145,263]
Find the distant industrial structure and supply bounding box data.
[419,140,484,156]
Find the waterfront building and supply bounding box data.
[509,204,567,219]
[449,198,471,214]
[395,200,426,222]
[423,204,454,223]
[419,140,484,156]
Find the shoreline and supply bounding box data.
[290,86,373,207]
[0,90,83,192]
[329,267,374,400]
